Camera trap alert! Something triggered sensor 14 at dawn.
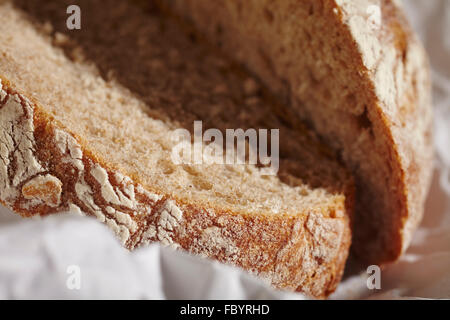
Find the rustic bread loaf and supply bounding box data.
[0,1,353,298]
[158,0,434,265]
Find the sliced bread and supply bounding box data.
[0,0,353,298]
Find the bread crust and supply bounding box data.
[0,76,352,298]
[336,0,433,261]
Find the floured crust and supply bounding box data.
[22,174,62,207]
[336,0,433,260]
[0,77,351,298]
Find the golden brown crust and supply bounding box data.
[335,0,433,261]
[0,76,352,298]
[383,0,433,256]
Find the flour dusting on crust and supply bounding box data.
[22,174,62,207]
[0,80,44,205]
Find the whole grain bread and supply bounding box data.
[158,0,434,265]
[0,0,354,298]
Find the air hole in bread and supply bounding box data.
[192,177,213,191]
[264,8,274,24]
[356,106,372,131]
[215,23,223,35]
[182,165,199,177]
[158,159,175,175]
[188,32,197,43]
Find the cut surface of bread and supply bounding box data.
[158,0,434,264]
[0,1,353,298]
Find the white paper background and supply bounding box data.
[0,0,449,300]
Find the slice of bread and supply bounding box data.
[0,1,353,298]
[158,0,434,265]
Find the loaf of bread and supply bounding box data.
[0,0,433,297]
[158,0,434,265]
[0,0,354,298]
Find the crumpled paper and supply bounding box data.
[0,0,449,300]
[0,213,301,299]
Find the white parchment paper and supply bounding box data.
[0,0,449,300]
